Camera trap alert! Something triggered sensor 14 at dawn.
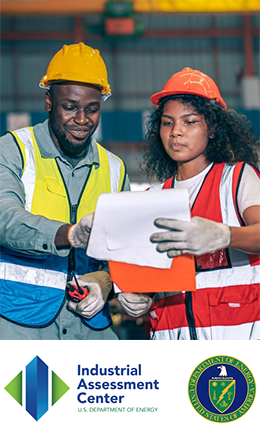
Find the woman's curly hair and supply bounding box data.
[140,94,260,182]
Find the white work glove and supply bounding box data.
[118,293,153,317]
[150,216,231,257]
[67,271,112,318]
[68,213,94,249]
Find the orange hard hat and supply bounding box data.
[151,67,226,109]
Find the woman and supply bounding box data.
[118,67,260,340]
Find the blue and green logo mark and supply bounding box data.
[4,355,70,421]
[188,355,256,423]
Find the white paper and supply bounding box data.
[87,188,190,269]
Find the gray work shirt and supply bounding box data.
[0,119,130,340]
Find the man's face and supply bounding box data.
[45,82,101,156]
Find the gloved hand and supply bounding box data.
[68,213,94,248]
[150,216,231,257]
[67,271,112,318]
[118,293,153,317]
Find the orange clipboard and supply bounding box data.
[108,254,196,293]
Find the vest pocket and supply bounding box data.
[196,249,231,271]
[0,279,41,301]
[206,285,260,328]
[45,177,67,197]
[208,285,258,306]
[32,177,68,221]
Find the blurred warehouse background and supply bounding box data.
[1,0,259,338]
[1,0,260,185]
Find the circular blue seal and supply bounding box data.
[188,355,256,423]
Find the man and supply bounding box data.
[0,42,130,340]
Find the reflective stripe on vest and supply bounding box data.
[150,321,260,340]
[0,127,126,328]
[150,162,260,340]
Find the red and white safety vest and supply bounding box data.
[149,162,260,340]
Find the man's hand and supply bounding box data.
[150,216,231,257]
[68,213,94,249]
[118,293,153,317]
[67,271,112,318]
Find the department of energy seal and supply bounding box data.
[188,355,256,423]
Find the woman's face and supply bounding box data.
[160,99,210,168]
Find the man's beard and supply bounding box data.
[50,115,92,156]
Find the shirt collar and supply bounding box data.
[33,119,100,167]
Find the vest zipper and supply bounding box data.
[67,203,78,282]
[71,203,78,224]
[55,160,93,282]
[185,292,197,340]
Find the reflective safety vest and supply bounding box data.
[150,162,260,340]
[0,127,126,328]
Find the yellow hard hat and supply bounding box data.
[39,42,111,100]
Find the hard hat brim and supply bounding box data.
[151,90,227,109]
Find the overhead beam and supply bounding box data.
[1,0,259,15]
[1,27,259,41]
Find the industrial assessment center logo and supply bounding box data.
[4,357,159,420]
[188,355,256,423]
[4,356,70,421]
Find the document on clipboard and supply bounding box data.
[87,189,196,293]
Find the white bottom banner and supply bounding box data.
[0,340,258,439]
